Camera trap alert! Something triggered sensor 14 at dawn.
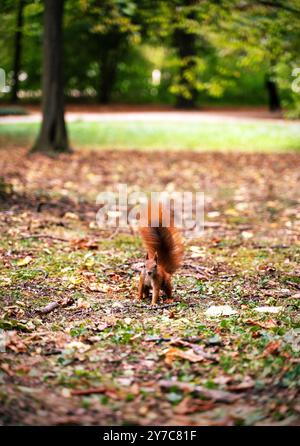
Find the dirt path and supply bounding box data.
[1,105,297,125]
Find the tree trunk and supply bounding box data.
[174,29,198,109]
[98,51,118,104]
[173,0,198,109]
[97,33,123,105]
[32,0,70,153]
[265,75,281,112]
[11,0,25,103]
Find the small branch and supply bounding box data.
[132,302,200,310]
[18,234,69,242]
[145,337,172,343]
[44,349,62,356]
[38,302,60,314]
[233,0,300,16]
[107,227,120,239]
[145,336,203,344]
[257,0,300,16]
[23,331,51,341]
[71,387,106,396]
[159,380,239,403]
[252,244,290,249]
[37,297,74,314]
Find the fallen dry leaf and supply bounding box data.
[159,380,239,403]
[254,306,283,314]
[64,212,79,220]
[205,305,238,317]
[77,298,90,309]
[246,318,278,329]
[0,363,14,376]
[5,331,27,353]
[70,238,98,250]
[262,340,281,357]
[227,376,255,391]
[88,282,111,293]
[174,397,216,414]
[17,256,33,266]
[71,387,106,396]
[290,293,300,299]
[164,347,205,364]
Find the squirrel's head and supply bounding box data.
[144,252,158,277]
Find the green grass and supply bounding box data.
[0,120,300,152]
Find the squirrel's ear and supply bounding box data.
[154,251,158,263]
[145,252,149,260]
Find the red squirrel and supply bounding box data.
[138,205,184,305]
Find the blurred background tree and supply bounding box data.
[32,0,70,153]
[0,0,300,115]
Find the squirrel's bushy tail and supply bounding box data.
[139,226,183,274]
[139,202,183,274]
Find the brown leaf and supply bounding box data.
[291,293,300,299]
[64,212,79,221]
[168,310,176,318]
[159,380,239,403]
[17,256,33,266]
[0,363,14,376]
[174,397,216,414]
[70,238,98,250]
[61,297,75,307]
[170,339,219,361]
[227,376,255,391]
[262,340,281,357]
[164,347,204,364]
[88,282,110,293]
[5,331,27,353]
[246,318,278,329]
[93,322,110,332]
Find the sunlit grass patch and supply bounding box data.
[0,119,300,152]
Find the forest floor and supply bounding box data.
[0,146,300,426]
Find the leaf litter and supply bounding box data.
[0,148,300,425]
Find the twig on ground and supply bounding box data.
[145,337,172,343]
[131,302,200,310]
[18,234,69,242]
[71,387,107,396]
[106,227,120,239]
[252,244,290,249]
[44,349,62,356]
[159,380,239,403]
[37,297,74,314]
[38,302,60,314]
[23,331,51,342]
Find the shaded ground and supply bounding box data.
[0,147,300,426]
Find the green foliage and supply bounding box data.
[0,0,300,112]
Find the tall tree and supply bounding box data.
[32,0,70,153]
[265,72,281,112]
[84,0,139,105]
[150,0,221,109]
[219,0,300,113]
[11,0,25,103]
[173,0,198,108]
[97,32,126,104]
